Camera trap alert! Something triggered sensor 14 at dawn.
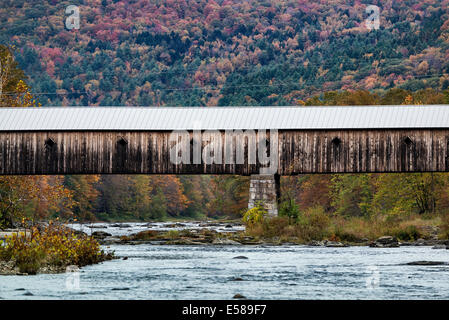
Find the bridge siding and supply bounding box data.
[279,130,449,174]
[0,130,448,175]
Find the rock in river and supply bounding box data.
[89,225,107,229]
[405,261,447,266]
[413,238,426,246]
[212,239,241,245]
[369,236,399,248]
[230,277,244,281]
[324,240,348,247]
[91,231,112,239]
[307,240,325,246]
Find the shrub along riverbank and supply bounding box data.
[0,222,114,275]
[242,204,445,245]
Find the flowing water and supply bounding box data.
[1,223,449,300]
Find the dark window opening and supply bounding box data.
[118,137,128,146]
[45,138,56,148]
[331,137,341,146]
[403,136,413,146]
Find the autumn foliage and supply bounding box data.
[0,1,448,106]
[0,222,113,274]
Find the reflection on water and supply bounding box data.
[1,244,449,300]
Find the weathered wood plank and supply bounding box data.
[0,129,448,175]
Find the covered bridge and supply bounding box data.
[0,105,448,215]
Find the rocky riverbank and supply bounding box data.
[63,220,449,248]
[97,228,263,246]
[0,260,69,276]
[4,222,449,248]
[91,226,449,248]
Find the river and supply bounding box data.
[1,222,449,299]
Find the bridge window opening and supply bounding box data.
[403,136,413,146]
[45,138,56,148]
[118,137,128,146]
[331,137,341,146]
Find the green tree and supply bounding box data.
[130,175,152,220]
[149,187,167,220]
[372,173,447,216]
[331,174,374,217]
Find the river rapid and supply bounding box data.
[1,222,449,300]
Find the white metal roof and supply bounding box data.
[0,105,448,131]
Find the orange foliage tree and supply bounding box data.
[0,45,71,228]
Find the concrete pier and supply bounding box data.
[248,174,280,216]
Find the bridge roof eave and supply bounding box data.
[0,105,448,131]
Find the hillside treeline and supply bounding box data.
[0,0,448,106]
[3,162,449,227]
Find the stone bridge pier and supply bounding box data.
[248,174,280,216]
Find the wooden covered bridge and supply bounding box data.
[0,105,448,215]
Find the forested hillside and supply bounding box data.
[0,0,448,106]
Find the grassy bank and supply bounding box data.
[106,208,447,246]
[244,205,444,244]
[0,223,114,275]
